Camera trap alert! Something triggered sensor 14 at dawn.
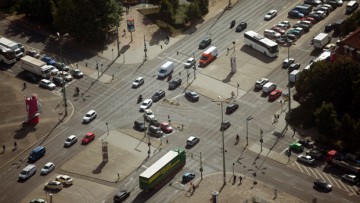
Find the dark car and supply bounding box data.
[52,76,65,86]
[149,119,160,127]
[134,121,146,131]
[54,62,70,72]
[71,69,84,78]
[285,33,298,42]
[225,103,239,114]
[314,179,332,192]
[288,10,305,18]
[113,190,130,202]
[324,0,340,8]
[41,56,56,66]
[182,172,195,183]
[169,78,182,90]
[151,90,165,102]
[306,149,324,160]
[324,23,334,32]
[289,63,301,71]
[220,121,231,131]
[298,139,315,149]
[23,71,41,83]
[308,13,323,21]
[292,23,310,32]
[26,50,40,58]
[199,37,212,49]
[185,91,199,101]
[235,22,247,32]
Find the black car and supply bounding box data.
[298,139,315,148]
[306,149,324,160]
[198,37,212,49]
[113,190,130,202]
[292,23,310,32]
[225,103,239,114]
[169,78,182,90]
[134,121,146,131]
[324,23,334,32]
[151,90,165,102]
[23,71,41,83]
[185,91,199,101]
[324,0,340,8]
[314,179,332,192]
[149,119,160,127]
[26,50,40,58]
[54,62,70,72]
[220,121,231,131]
[285,33,298,42]
[182,172,195,183]
[52,76,65,86]
[235,22,247,32]
[308,13,323,21]
[289,63,301,71]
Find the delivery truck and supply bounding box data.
[20,56,52,78]
[157,61,174,79]
[199,46,218,67]
[290,70,300,83]
[313,33,331,49]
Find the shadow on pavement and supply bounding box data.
[93,160,108,174]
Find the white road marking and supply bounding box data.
[293,186,304,191]
[273,178,284,183]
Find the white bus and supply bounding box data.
[0,45,17,64]
[244,30,279,57]
[0,37,24,59]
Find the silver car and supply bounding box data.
[64,135,77,147]
[41,162,55,175]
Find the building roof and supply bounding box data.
[341,27,360,50]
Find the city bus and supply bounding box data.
[0,37,24,59]
[244,30,279,57]
[0,45,17,64]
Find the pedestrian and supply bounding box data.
[123,29,126,35]
[239,176,242,184]
[236,134,239,141]
[14,141,17,150]
[192,184,196,191]
[23,82,27,90]
[117,173,120,182]
[233,175,236,183]
[166,139,168,144]
[2,144,5,152]
[274,189,278,198]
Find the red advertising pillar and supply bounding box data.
[25,95,39,125]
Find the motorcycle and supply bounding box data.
[230,20,236,29]
[137,95,143,104]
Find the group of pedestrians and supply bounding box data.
[2,141,18,153]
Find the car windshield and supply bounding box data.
[159,69,166,73]
[200,55,208,60]
[43,166,50,169]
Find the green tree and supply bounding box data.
[314,102,340,139]
[197,0,209,15]
[187,2,201,20]
[17,0,54,23]
[159,0,174,24]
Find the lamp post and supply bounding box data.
[286,38,293,126]
[56,32,69,116]
[260,129,263,152]
[144,113,151,158]
[106,122,109,135]
[246,116,253,146]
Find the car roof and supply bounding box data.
[135,77,143,80]
[87,110,96,114]
[68,135,76,139]
[188,136,197,141]
[143,99,152,103]
[45,162,53,166]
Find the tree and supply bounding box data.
[187,2,201,20]
[314,102,340,139]
[17,0,55,24]
[159,0,174,24]
[197,0,209,15]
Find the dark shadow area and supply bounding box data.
[222,71,235,83]
[13,121,37,139]
[240,45,278,64]
[0,63,15,71]
[43,188,62,193]
[309,48,324,57]
[92,160,108,174]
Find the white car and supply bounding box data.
[187,136,200,147]
[280,20,291,29]
[59,71,73,81]
[341,174,358,184]
[132,77,144,88]
[255,78,269,89]
[41,162,55,175]
[56,174,73,185]
[64,135,77,147]
[264,10,277,20]
[283,58,295,67]
[144,109,155,121]
[264,29,281,39]
[39,79,56,90]
[323,43,336,51]
[82,110,97,123]
[140,99,153,111]
[45,181,63,190]
[297,155,315,164]
[47,65,59,75]
[184,57,196,69]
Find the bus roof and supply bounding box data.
[140,150,179,179]
[0,37,18,47]
[245,30,277,47]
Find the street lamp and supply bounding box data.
[56,32,69,116]
[286,38,293,126]
[260,129,263,152]
[143,113,151,158]
[106,122,109,135]
[246,116,253,146]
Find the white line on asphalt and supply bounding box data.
[165,56,184,64]
[308,167,318,178]
[342,198,353,203]
[293,186,304,191]
[125,177,134,187]
[313,195,323,201]
[327,174,341,189]
[302,165,311,176]
[314,169,323,180]
[282,172,291,177]
[273,178,284,183]
[346,184,356,195]
[294,162,304,173]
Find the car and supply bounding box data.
[288,10,304,18]
[225,103,239,114]
[140,99,153,111]
[198,37,212,49]
[264,29,281,39]
[315,10,327,19]
[324,23,334,32]
[147,125,163,137]
[169,78,182,90]
[149,118,160,127]
[26,50,40,58]
[82,110,97,123]
[71,69,84,78]
[255,78,269,89]
[220,121,231,131]
[287,29,302,38]
[322,3,334,11]
[39,79,56,90]
[56,174,73,185]
[40,162,55,175]
[308,13,323,21]
[268,89,282,101]
[280,21,291,29]
[64,135,77,147]
[58,71,73,81]
[314,179,332,192]
[134,121,146,131]
[24,71,41,83]
[302,16,318,24]
[292,23,310,32]
[271,26,286,35]
[54,62,70,72]
[81,132,95,144]
[323,43,336,51]
[341,174,358,184]
[235,22,247,32]
[52,76,64,86]
[186,136,200,147]
[160,122,173,133]
[264,10,277,20]
[185,91,199,101]
[151,90,165,102]
[289,63,301,71]
[182,172,195,183]
[184,57,196,69]
[283,58,295,68]
[274,23,288,31]
[47,65,59,75]
[304,0,322,5]
[297,155,315,165]
[143,109,155,121]
[315,6,331,15]
[276,37,287,45]
[30,199,47,203]
[44,181,63,190]
[113,190,130,202]
[285,33,298,42]
[298,20,313,27]
[41,56,56,66]
[132,77,144,88]
[298,139,315,148]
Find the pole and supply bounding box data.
[144,35,147,61]
[260,129,263,151]
[106,122,109,135]
[116,15,120,57]
[200,152,203,180]
[57,32,68,116]
[246,116,253,146]
[287,39,291,125]
[96,62,99,78]
[220,101,226,185]
[144,114,151,158]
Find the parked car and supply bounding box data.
[323,43,336,51]
[314,179,332,192]
[151,90,165,102]
[26,50,40,58]
[140,99,153,111]
[297,155,315,165]
[186,136,200,147]
[45,181,63,190]
[54,62,70,72]
[113,190,130,202]
[293,23,310,32]
[169,78,182,90]
[199,37,212,49]
[271,26,286,35]
[30,199,46,203]
[64,135,77,147]
[185,91,199,101]
[41,56,56,66]
[56,174,73,185]
[264,29,281,39]
[341,174,359,184]
[160,122,173,133]
[23,71,41,83]
[288,10,305,18]
[47,66,59,75]
[264,10,277,20]
[235,22,247,32]
[182,172,195,183]
[81,132,95,144]
[324,23,334,32]
[283,58,295,68]
[279,21,291,29]
[132,77,144,88]
[255,78,269,89]
[184,57,196,69]
[268,89,282,101]
[149,118,160,127]
[71,69,84,78]
[285,33,299,42]
[41,162,55,175]
[306,149,324,160]
[52,76,64,86]
[298,139,315,148]
[39,79,56,90]
[304,0,322,5]
[225,103,239,114]
[82,110,97,123]
[220,121,231,131]
[289,63,301,71]
[147,125,163,137]
[58,71,73,81]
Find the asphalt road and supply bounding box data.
[0,0,359,203]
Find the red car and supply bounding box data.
[271,26,286,35]
[301,17,317,24]
[160,122,173,133]
[269,89,282,101]
[82,132,95,144]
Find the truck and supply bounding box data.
[327,150,360,174]
[157,61,174,79]
[313,33,331,49]
[139,148,186,191]
[0,37,24,59]
[290,70,300,83]
[262,82,277,93]
[20,56,52,78]
[199,46,218,67]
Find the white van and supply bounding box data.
[346,1,359,13]
[262,82,277,93]
[18,164,36,181]
[158,61,174,78]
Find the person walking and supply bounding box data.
[239,176,242,184]
[23,82,27,90]
[2,144,5,152]
[274,189,278,199]
[14,141,17,150]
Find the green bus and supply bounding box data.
[139,148,186,191]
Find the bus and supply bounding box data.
[0,37,24,59]
[0,45,17,64]
[244,30,279,57]
[139,148,186,191]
